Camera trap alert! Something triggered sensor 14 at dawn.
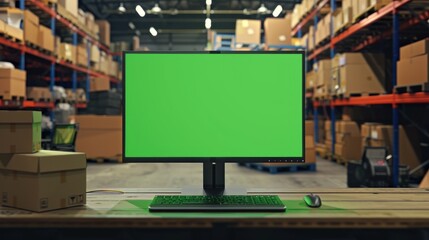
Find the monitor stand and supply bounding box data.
[181,160,247,196]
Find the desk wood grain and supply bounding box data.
[1,188,429,229]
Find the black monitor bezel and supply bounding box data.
[122,51,305,163]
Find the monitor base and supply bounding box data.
[181,186,247,196]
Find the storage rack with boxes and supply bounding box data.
[297,0,429,186]
[0,0,121,120]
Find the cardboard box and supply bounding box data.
[0,110,41,154]
[4,24,23,42]
[306,70,316,89]
[96,20,110,46]
[361,122,382,138]
[90,77,110,92]
[397,58,412,87]
[0,7,23,28]
[336,121,360,136]
[58,0,78,17]
[336,64,385,95]
[24,10,39,46]
[264,17,291,46]
[401,38,429,59]
[0,68,26,100]
[335,136,361,161]
[73,115,122,160]
[333,9,343,33]
[59,43,76,63]
[235,19,261,44]
[26,87,52,101]
[0,150,86,212]
[90,44,100,62]
[305,120,314,136]
[325,120,331,131]
[305,135,316,164]
[398,54,429,86]
[38,25,54,52]
[343,7,353,26]
[315,59,331,86]
[400,43,413,60]
[411,54,428,85]
[77,45,88,66]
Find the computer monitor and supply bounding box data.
[123,51,304,195]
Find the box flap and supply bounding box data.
[0,150,86,173]
[0,111,41,123]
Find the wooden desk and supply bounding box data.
[1,188,429,240]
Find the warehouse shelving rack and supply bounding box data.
[0,0,120,111]
[293,0,429,186]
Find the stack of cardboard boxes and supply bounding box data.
[0,67,26,100]
[315,13,331,45]
[26,87,52,101]
[397,39,429,88]
[334,120,361,162]
[0,111,86,212]
[331,53,386,97]
[313,59,331,99]
[361,123,422,170]
[0,7,24,41]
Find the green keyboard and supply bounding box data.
[149,195,286,212]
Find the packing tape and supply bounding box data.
[60,172,67,183]
[60,198,66,208]
[9,123,16,133]
[10,145,16,153]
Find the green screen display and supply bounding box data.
[124,53,303,159]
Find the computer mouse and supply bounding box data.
[303,193,322,208]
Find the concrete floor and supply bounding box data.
[87,158,347,190]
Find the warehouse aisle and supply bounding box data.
[87,158,347,189]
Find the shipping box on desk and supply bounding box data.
[0,150,86,212]
[0,68,26,100]
[73,115,122,160]
[0,110,41,154]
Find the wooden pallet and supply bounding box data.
[0,32,23,43]
[239,163,316,174]
[26,98,51,103]
[332,154,347,166]
[395,83,429,94]
[332,92,384,99]
[0,95,25,102]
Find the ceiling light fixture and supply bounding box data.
[243,8,251,15]
[152,3,162,14]
[149,27,158,36]
[135,30,141,36]
[128,22,135,30]
[206,0,212,6]
[118,3,126,13]
[257,3,268,14]
[135,5,146,17]
[272,5,282,17]
[205,18,212,29]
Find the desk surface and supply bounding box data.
[1,188,429,229]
